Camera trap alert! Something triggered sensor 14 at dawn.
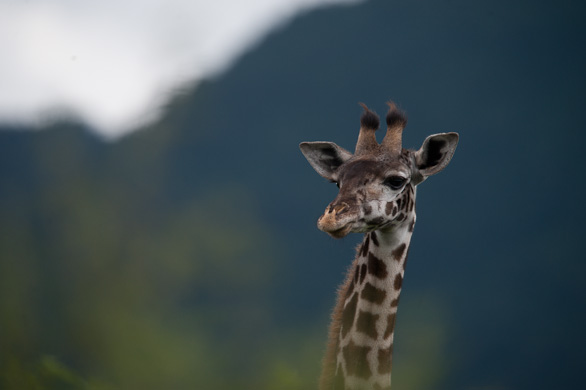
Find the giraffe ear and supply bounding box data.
[299,141,353,180]
[414,132,459,181]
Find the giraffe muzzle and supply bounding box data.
[317,202,353,238]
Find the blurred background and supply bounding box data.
[1,0,585,389]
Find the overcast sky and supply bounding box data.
[0,0,361,138]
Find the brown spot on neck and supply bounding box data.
[342,340,372,379]
[367,252,388,279]
[356,310,379,339]
[391,243,406,262]
[361,282,386,304]
[393,274,403,290]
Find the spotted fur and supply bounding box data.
[300,102,459,390]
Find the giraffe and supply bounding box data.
[299,102,458,390]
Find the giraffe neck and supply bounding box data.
[320,215,415,390]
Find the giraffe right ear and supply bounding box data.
[299,142,353,180]
[414,132,459,181]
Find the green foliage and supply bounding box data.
[0,126,284,388]
[0,179,280,388]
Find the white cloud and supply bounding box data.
[0,0,361,139]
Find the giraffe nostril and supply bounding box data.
[333,203,349,215]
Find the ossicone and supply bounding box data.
[385,101,407,130]
[355,103,380,155]
[382,101,407,155]
[359,103,380,131]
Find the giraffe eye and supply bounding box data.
[384,176,407,190]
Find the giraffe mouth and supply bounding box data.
[317,218,354,238]
[324,224,353,239]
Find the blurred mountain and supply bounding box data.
[1,0,586,389]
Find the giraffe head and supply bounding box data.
[300,103,458,238]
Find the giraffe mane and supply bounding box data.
[319,255,361,390]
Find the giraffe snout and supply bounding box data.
[318,202,353,238]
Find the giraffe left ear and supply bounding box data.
[299,141,353,181]
[414,132,459,181]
